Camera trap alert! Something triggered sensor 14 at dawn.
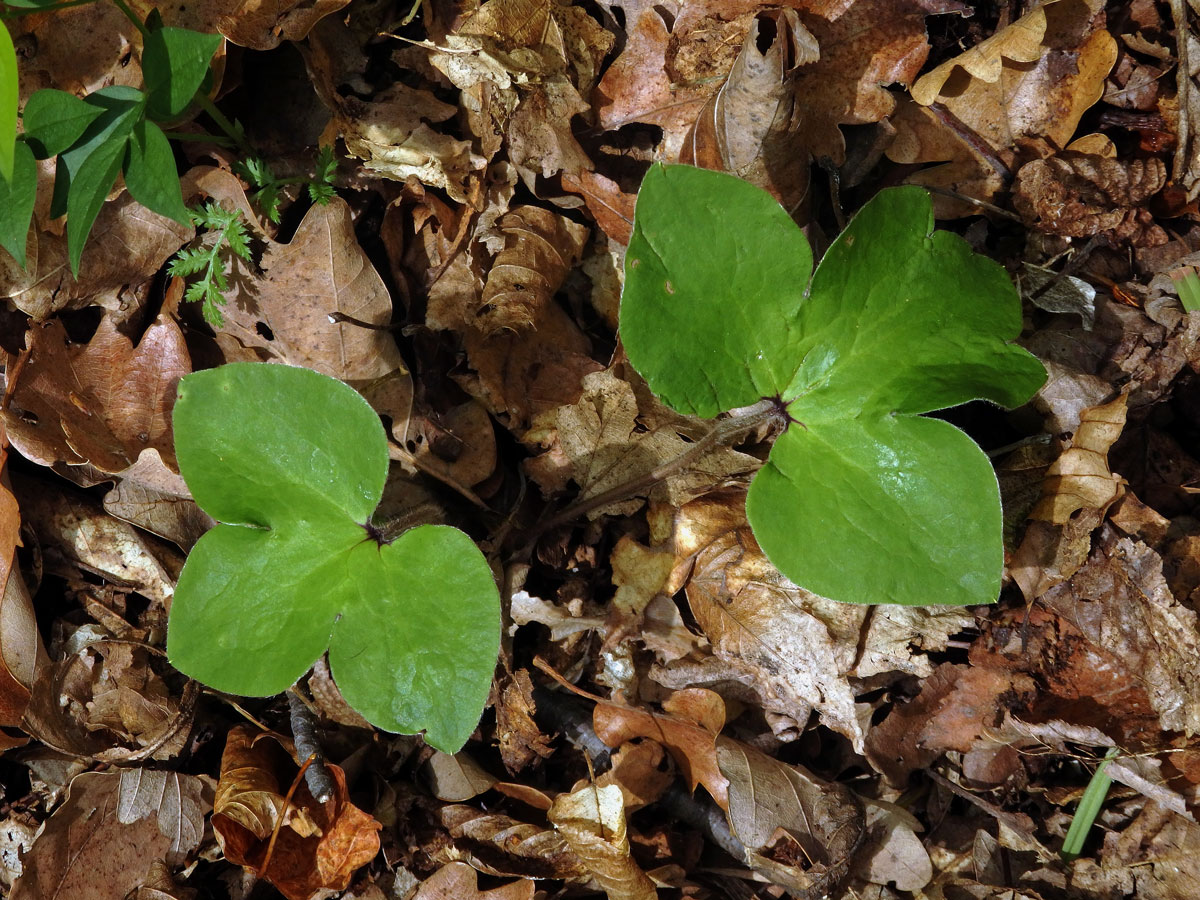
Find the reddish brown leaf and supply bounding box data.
[213,726,381,900]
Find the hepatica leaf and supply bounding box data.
[622,164,1046,606]
[167,363,501,751]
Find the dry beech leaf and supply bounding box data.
[716,737,864,898]
[888,0,1116,216]
[424,751,497,802]
[1030,393,1128,522]
[413,862,534,900]
[910,1,1052,105]
[102,449,214,552]
[11,770,210,900]
[426,242,602,431]
[214,197,413,437]
[213,726,381,900]
[592,688,729,810]
[524,368,760,517]
[853,800,933,891]
[477,206,588,335]
[548,783,657,900]
[3,315,190,474]
[561,170,636,245]
[126,0,345,50]
[438,804,589,880]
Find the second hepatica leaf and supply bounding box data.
[622,164,1046,606]
[167,363,501,751]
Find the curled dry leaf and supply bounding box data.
[716,737,864,898]
[888,0,1116,216]
[1030,393,1128,523]
[477,206,588,335]
[11,769,210,900]
[0,445,43,743]
[1012,153,1167,242]
[213,726,381,900]
[438,804,589,880]
[495,668,555,774]
[413,862,534,900]
[548,782,657,900]
[3,315,190,473]
[591,687,729,810]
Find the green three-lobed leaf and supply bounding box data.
[622,164,1046,607]
[167,363,501,752]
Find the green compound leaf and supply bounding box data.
[167,363,501,751]
[0,21,17,183]
[0,140,36,267]
[22,89,104,159]
[123,119,188,224]
[622,164,1046,607]
[142,26,222,120]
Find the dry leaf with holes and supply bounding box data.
[548,783,657,900]
[1030,394,1127,522]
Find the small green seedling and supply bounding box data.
[1061,746,1118,861]
[621,164,1046,607]
[1170,266,1200,313]
[167,363,501,752]
[235,144,337,223]
[167,201,252,326]
[0,14,221,272]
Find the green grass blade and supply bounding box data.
[1061,746,1119,862]
[1170,267,1200,313]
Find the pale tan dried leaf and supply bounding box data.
[477,207,588,334]
[548,783,657,900]
[853,800,933,891]
[424,751,498,802]
[103,449,213,552]
[414,862,534,900]
[0,460,43,734]
[606,537,675,648]
[1030,394,1128,522]
[888,0,1116,216]
[11,770,210,900]
[911,2,1050,105]
[717,738,863,898]
[12,475,180,607]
